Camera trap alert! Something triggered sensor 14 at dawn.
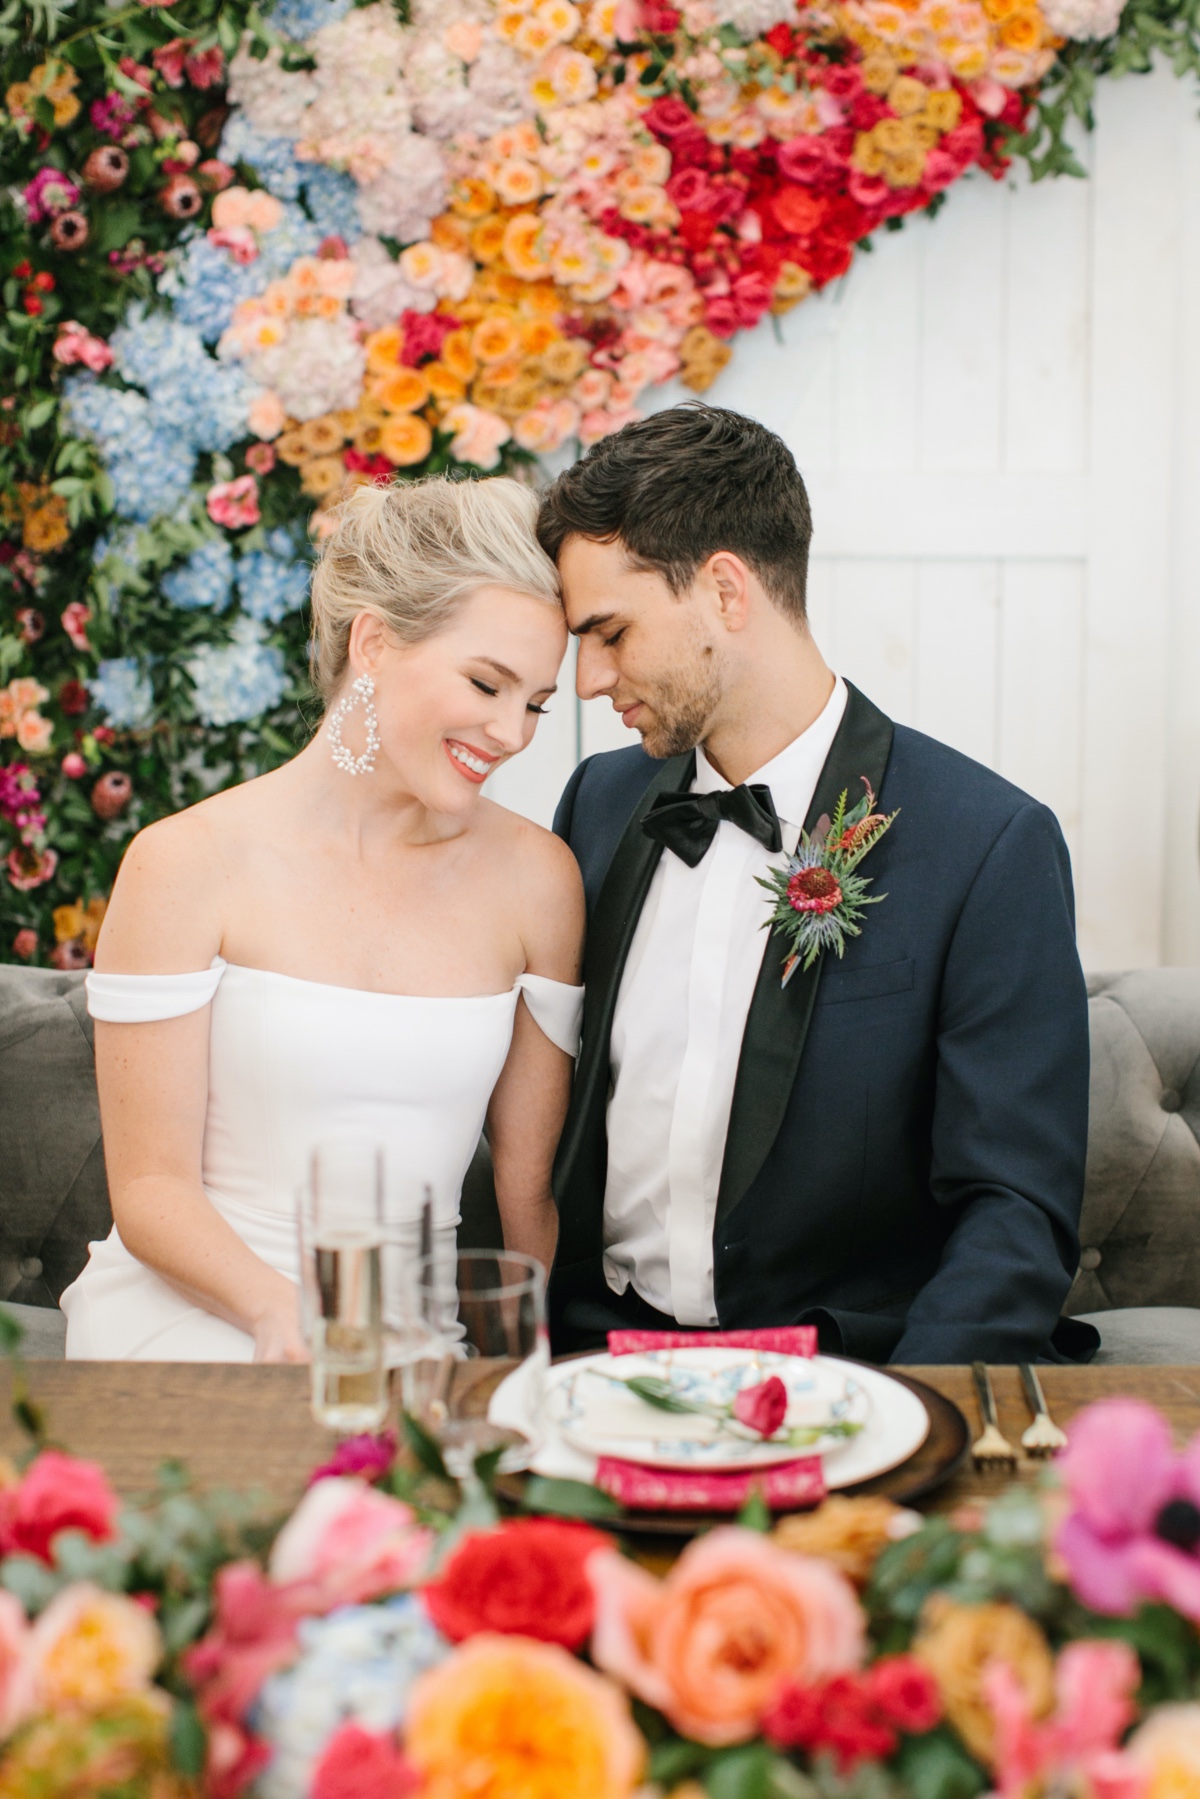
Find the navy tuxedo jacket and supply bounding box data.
[550,682,1097,1365]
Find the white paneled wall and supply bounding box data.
[489,64,1200,970]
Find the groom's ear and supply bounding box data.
[705,551,753,635]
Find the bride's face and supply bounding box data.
[351,585,567,815]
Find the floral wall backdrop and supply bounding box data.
[2,0,1199,967]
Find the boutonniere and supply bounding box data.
[756,778,898,988]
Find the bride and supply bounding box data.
[60,476,584,1362]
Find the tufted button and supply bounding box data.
[17,1257,41,1281]
[1162,1089,1181,1113]
[1079,1247,1102,1271]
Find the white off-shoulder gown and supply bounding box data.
[60,959,583,1362]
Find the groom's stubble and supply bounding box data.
[636,629,725,760]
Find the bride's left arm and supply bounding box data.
[485,824,584,1277]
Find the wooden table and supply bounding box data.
[1,1362,1198,1517]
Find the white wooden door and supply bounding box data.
[490,64,1200,972]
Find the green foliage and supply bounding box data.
[518,1474,624,1520]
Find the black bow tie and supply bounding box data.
[642,783,782,868]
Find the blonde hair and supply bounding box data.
[308,476,561,703]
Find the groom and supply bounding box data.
[539,404,1096,1365]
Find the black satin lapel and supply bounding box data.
[715,684,895,1227]
[553,750,694,1257]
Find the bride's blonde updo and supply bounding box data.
[308,476,561,704]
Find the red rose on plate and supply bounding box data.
[733,1375,789,1437]
[422,1517,609,1649]
[0,1449,119,1564]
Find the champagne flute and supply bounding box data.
[300,1137,387,1433]
[404,1249,548,1479]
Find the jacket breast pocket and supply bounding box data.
[816,957,915,1005]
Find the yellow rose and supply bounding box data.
[1130,1705,1200,1799]
[274,427,310,468]
[774,1496,916,1587]
[922,88,963,130]
[298,414,346,456]
[888,74,929,114]
[852,131,889,176]
[861,51,900,89]
[299,455,346,498]
[31,1585,161,1712]
[913,1598,1055,1764]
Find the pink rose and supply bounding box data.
[268,1478,434,1609]
[185,45,224,88]
[61,600,92,651]
[590,1527,864,1745]
[247,391,286,441]
[12,929,38,961]
[6,845,57,891]
[208,225,259,264]
[311,1723,420,1799]
[0,1592,33,1738]
[61,752,87,779]
[0,1450,119,1564]
[733,1375,788,1437]
[245,441,276,475]
[206,474,260,529]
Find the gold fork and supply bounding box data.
[971,1362,1018,1467]
[1019,1363,1068,1456]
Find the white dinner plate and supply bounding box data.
[489,1352,930,1490]
[547,1348,869,1471]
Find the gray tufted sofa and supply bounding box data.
[0,964,1197,1361]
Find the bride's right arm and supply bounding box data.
[92,819,306,1363]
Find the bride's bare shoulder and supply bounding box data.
[96,776,275,971]
[478,801,583,978]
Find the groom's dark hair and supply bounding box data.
[537,403,812,620]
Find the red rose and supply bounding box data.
[643,95,697,141]
[765,21,796,56]
[59,679,89,717]
[666,166,713,210]
[704,295,740,338]
[311,1724,419,1799]
[772,184,826,236]
[421,1518,609,1649]
[866,1656,942,1733]
[764,1672,897,1768]
[733,1375,788,1437]
[0,1449,119,1564]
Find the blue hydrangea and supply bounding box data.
[89,657,155,729]
[300,165,362,244]
[163,538,235,612]
[162,234,273,344]
[110,311,250,454]
[236,546,310,624]
[92,524,142,569]
[62,379,194,524]
[269,0,352,41]
[255,1595,448,1799]
[186,617,287,725]
[219,114,304,201]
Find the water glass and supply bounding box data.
[404,1249,548,1478]
[300,1137,387,1433]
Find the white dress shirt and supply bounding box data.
[602,676,849,1325]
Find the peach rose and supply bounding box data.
[590,1527,865,1746]
[443,403,512,471]
[30,1583,161,1710]
[406,1634,644,1799]
[268,1478,433,1610]
[15,712,52,754]
[247,390,287,441]
[0,1591,33,1738]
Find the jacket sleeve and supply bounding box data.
[552,755,592,847]
[889,800,1092,1364]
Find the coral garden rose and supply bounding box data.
[30,1582,161,1710]
[590,1526,865,1745]
[422,1518,609,1650]
[405,1633,645,1799]
[268,1477,433,1609]
[0,1449,119,1563]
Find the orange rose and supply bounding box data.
[379,415,433,466]
[365,324,404,375]
[1000,9,1043,46]
[590,1527,865,1746]
[472,314,521,364]
[471,216,508,264]
[406,1634,644,1799]
[440,328,478,382]
[425,362,468,402]
[375,367,430,413]
[503,212,551,280]
[451,176,496,219]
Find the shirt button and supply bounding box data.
[1079,1247,1102,1272]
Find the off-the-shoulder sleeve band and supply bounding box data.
[515,973,584,1058]
[86,957,227,1023]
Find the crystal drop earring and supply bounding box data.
[327,673,380,776]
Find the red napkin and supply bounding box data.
[596,1325,824,1513]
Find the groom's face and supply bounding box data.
[559,535,724,759]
